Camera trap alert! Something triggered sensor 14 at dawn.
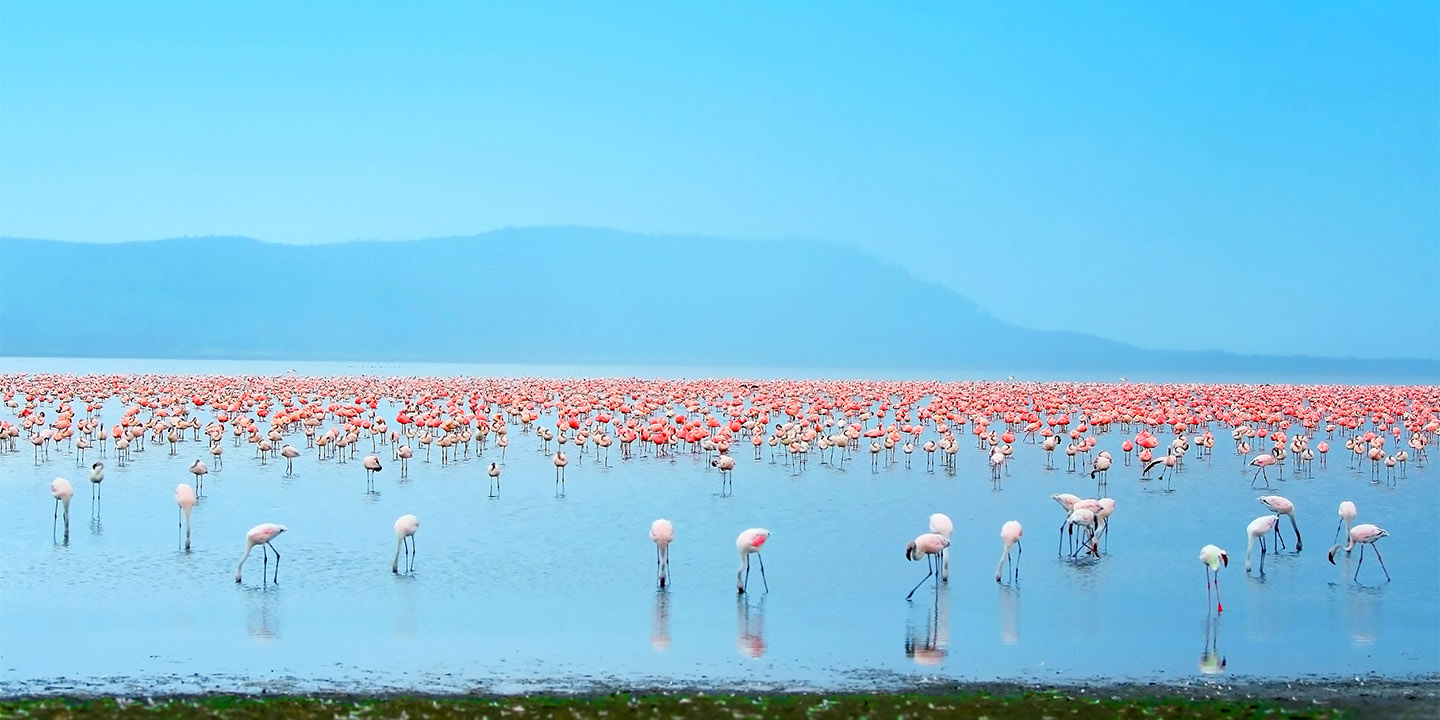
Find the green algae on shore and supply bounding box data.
[0,691,1394,720]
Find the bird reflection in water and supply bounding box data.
[905,584,949,665]
[998,584,1019,646]
[1199,616,1225,674]
[245,588,280,642]
[736,595,766,658]
[651,591,671,652]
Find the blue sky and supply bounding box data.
[2,3,1436,360]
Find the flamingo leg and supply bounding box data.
[906,557,935,600]
[1371,544,1390,581]
[268,542,281,583]
[756,552,769,593]
[1354,543,1364,581]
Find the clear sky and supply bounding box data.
[2,3,1436,360]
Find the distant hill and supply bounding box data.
[1,229,1435,380]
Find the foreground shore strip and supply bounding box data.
[3,689,1436,720]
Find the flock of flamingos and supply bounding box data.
[6,373,1436,605]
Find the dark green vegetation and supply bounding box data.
[1,690,1422,720]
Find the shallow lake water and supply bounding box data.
[1,373,1437,696]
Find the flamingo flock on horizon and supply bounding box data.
[12,373,1433,601]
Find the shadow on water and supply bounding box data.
[651,590,670,652]
[905,584,949,665]
[998,584,1019,646]
[243,586,280,642]
[736,595,765,658]
[1199,615,1225,675]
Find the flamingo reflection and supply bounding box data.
[905,584,949,664]
[736,596,766,658]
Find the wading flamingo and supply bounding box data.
[487,462,501,498]
[175,483,196,550]
[1245,515,1280,574]
[1249,453,1277,488]
[1257,495,1302,551]
[189,460,208,496]
[51,477,73,539]
[651,518,674,588]
[392,514,419,573]
[362,454,382,490]
[995,520,1023,583]
[1328,524,1390,582]
[929,513,953,581]
[1334,501,1357,547]
[554,451,569,497]
[234,523,287,584]
[905,532,950,600]
[736,528,770,594]
[1199,544,1227,613]
[88,462,104,504]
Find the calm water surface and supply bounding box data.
[0,362,1436,695]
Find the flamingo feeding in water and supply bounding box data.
[234,523,287,584]
[736,527,770,594]
[1245,515,1280,573]
[995,520,1023,584]
[650,518,674,588]
[1199,544,1228,613]
[905,532,950,600]
[1257,495,1302,551]
[1329,524,1390,582]
[391,514,419,574]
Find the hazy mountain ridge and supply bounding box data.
[2,230,1435,380]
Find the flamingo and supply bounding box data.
[736,527,770,594]
[553,451,568,497]
[929,512,953,581]
[189,459,208,496]
[391,514,419,573]
[650,518,674,588]
[280,444,300,475]
[1257,495,1302,551]
[712,454,736,495]
[51,477,73,539]
[1090,453,1111,484]
[995,520,1023,583]
[396,445,412,476]
[1248,453,1277,488]
[1328,524,1390,582]
[88,461,104,504]
[234,523,287,584]
[1244,515,1280,573]
[1199,544,1227,613]
[487,461,501,498]
[905,533,950,600]
[175,483,196,550]
[362,455,382,493]
[1334,500,1357,547]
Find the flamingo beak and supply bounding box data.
[1220,553,1228,568]
[1328,547,1338,565]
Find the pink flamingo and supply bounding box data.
[905,532,950,600]
[175,483,196,550]
[1333,500,1357,546]
[553,451,569,496]
[396,445,413,476]
[189,459,208,497]
[392,514,419,573]
[1199,544,1227,613]
[1245,515,1280,573]
[1328,524,1390,582]
[995,520,1023,583]
[362,454,382,493]
[234,523,287,584]
[712,454,736,495]
[736,527,770,594]
[1257,495,1302,550]
[929,513,953,581]
[1249,453,1277,488]
[51,477,73,539]
[651,518,674,588]
[487,462,501,498]
[280,444,300,475]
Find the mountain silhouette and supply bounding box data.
[1,229,1435,381]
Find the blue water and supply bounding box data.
[0,359,1436,696]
